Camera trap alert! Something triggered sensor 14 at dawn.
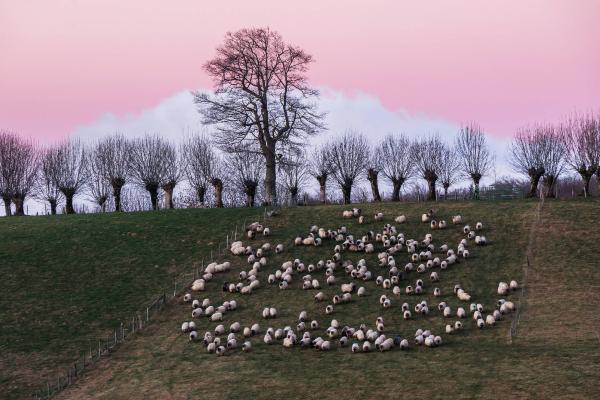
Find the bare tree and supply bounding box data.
[455,123,493,199]
[161,142,181,209]
[327,131,370,204]
[365,146,381,202]
[34,148,63,215]
[438,142,461,198]
[0,132,39,216]
[182,134,219,206]
[561,113,600,196]
[539,125,567,198]
[86,147,111,211]
[375,134,414,201]
[413,135,444,201]
[227,147,264,207]
[128,135,171,210]
[194,27,325,206]
[94,133,130,211]
[51,139,88,214]
[280,149,310,205]
[508,126,546,198]
[309,144,335,203]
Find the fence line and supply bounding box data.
[31,208,271,399]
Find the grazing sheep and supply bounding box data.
[434,287,441,297]
[275,244,284,254]
[242,341,252,352]
[325,305,334,314]
[211,312,223,322]
[510,280,518,290]
[181,322,190,333]
[192,308,203,318]
[485,315,496,326]
[214,324,225,335]
[430,272,439,282]
[457,307,466,318]
[395,215,407,223]
[230,322,240,333]
[357,286,366,296]
[476,319,485,329]
[320,341,331,351]
[421,213,431,223]
[443,306,452,317]
[374,212,384,221]
[310,320,319,330]
[183,293,192,303]
[191,279,205,291]
[314,292,326,302]
[362,341,372,352]
[498,282,509,295]
[403,310,412,320]
[463,225,471,234]
[475,222,483,230]
[445,324,454,334]
[342,210,354,218]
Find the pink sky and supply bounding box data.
[1,0,599,141]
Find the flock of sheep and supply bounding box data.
[180,207,518,356]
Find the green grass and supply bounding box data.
[2,199,600,399]
[0,207,261,399]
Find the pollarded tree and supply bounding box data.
[366,146,381,202]
[181,134,219,206]
[194,27,325,206]
[508,126,546,198]
[280,149,310,205]
[160,141,181,209]
[128,135,171,210]
[227,147,264,207]
[309,144,335,204]
[51,139,88,214]
[539,125,567,198]
[94,133,130,211]
[561,113,600,196]
[327,131,370,204]
[0,132,39,216]
[438,142,461,198]
[86,147,111,212]
[375,134,414,201]
[455,123,493,199]
[34,148,63,215]
[413,135,444,201]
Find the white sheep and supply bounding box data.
[475,222,483,230]
[457,307,466,318]
[434,287,441,297]
[242,341,252,352]
[325,305,334,314]
[510,280,518,290]
[211,312,223,322]
[452,215,462,224]
[275,244,284,254]
[357,286,366,296]
[191,279,205,291]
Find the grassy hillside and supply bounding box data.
[3,199,599,399]
[0,207,261,400]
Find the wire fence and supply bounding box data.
[31,207,273,399]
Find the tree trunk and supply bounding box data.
[197,187,206,206]
[264,150,277,206]
[65,194,76,214]
[212,178,223,208]
[342,184,352,205]
[2,195,11,216]
[527,175,542,198]
[111,179,125,212]
[443,184,449,199]
[146,184,159,210]
[391,177,405,202]
[162,182,176,209]
[580,173,592,197]
[472,174,482,200]
[545,177,556,198]
[13,196,25,216]
[317,175,327,203]
[49,199,57,215]
[245,187,256,207]
[290,187,299,205]
[426,179,437,201]
[367,168,382,202]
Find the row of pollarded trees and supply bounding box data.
[309,125,492,205]
[508,112,600,198]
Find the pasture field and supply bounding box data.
[2,199,600,399]
[0,207,261,400]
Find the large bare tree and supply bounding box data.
[128,135,171,210]
[365,146,381,202]
[51,139,88,214]
[194,27,325,206]
[438,142,461,198]
[34,148,63,215]
[94,134,130,211]
[280,148,310,205]
[375,134,414,201]
[413,135,444,201]
[508,126,546,198]
[309,144,335,203]
[327,131,369,204]
[86,147,111,211]
[182,134,219,206]
[0,132,39,216]
[561,113,600,196]
[455,123,493,199]
[227,147,264,207]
